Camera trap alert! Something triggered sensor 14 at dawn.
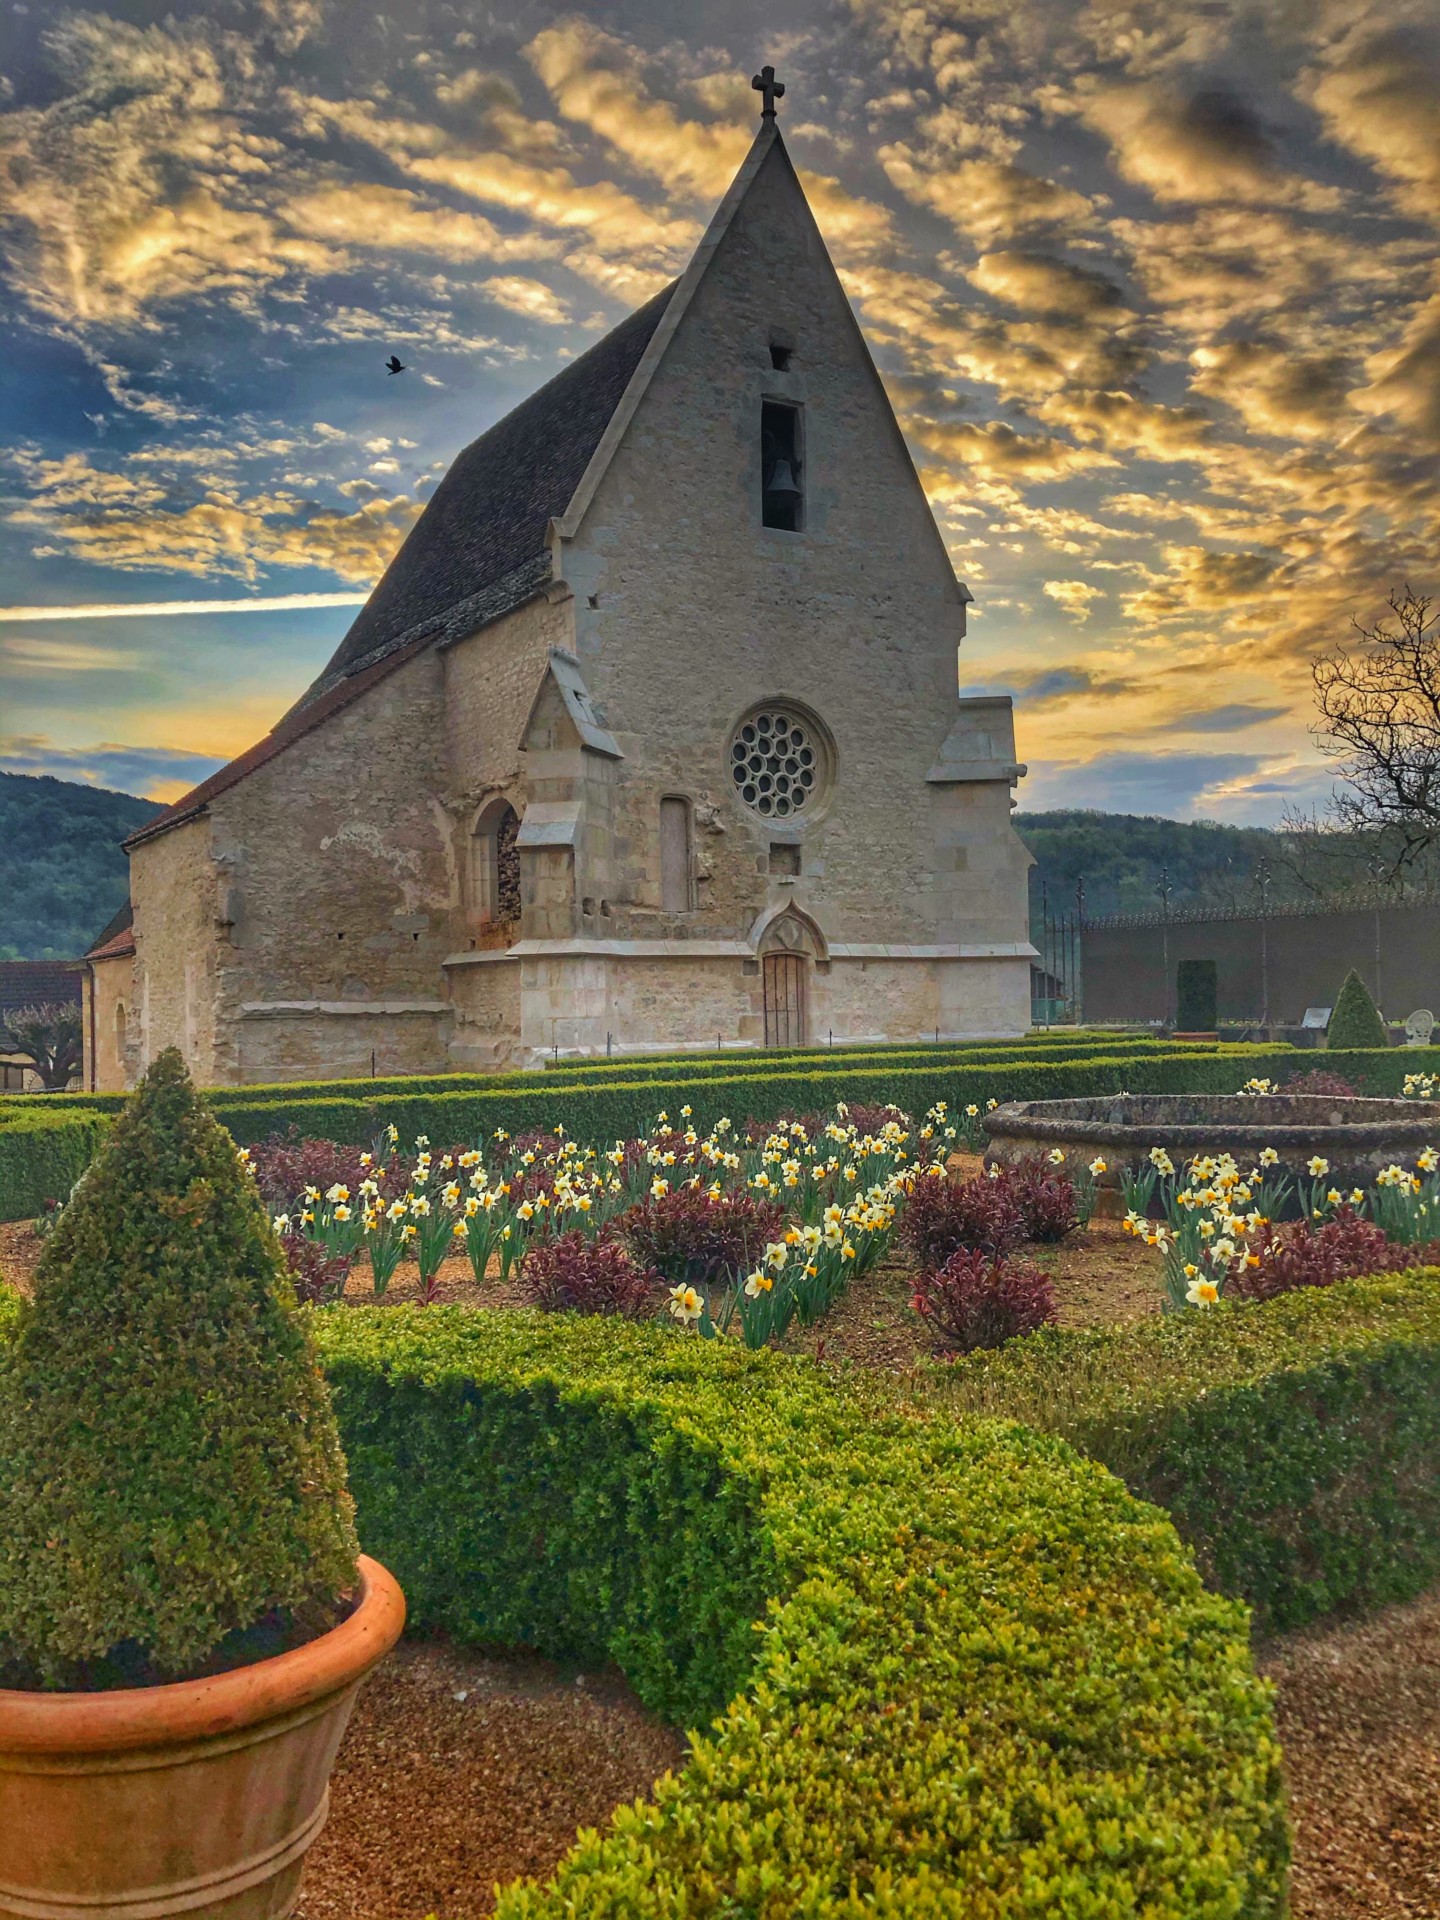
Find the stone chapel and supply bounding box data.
[86,91,1035,1091]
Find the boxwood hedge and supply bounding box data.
[927,1268,1440,1634]
[315,1309,1287,1916]
[0,1031,1210,1116]
[0,1106,111,1224]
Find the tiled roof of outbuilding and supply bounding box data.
[294,280,677,710]
[0,960,83,1016]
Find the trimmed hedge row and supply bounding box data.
[0,1107,111,1224]
[928,1268,1440,1634]
[316,1309,1286,1915]
[0,1043,1424,1221]
[0,1031,1211,1116]
[202,1042,1426,1149]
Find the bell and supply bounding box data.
[766,458,802,496]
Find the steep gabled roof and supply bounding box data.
[296,280,677,710]
[85,899,135,961]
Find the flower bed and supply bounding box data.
[315,1309,1286,1916]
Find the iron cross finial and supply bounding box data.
[752,64,785,120]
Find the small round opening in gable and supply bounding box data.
[728,706,827,819]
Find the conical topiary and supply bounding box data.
[0,1049,359,1688]
[1327,969,1388,1050]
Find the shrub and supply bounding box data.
[1003,1156,1081,1241]
[912,1247,1056,1355]
[1328,968,1388,1049]
[613,1187,785,1289]
[521,1231,658,1317]
[900,1168,1022,1266]
[312,1310,1286,1915]
[1176,957,1218,1030]
[1282,1067,1362,1098]
[930,1269,1440,1633]
[1227,1207,1440,1303]
[248,1130,386,1210]
[279,1230,354,1307]
[0,1049,359,1687]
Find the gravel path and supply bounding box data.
[295,1640,685,1919]
[1260,1585,1440,1918]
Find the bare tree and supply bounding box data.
[1311,585,1440,870]
[2,1002,82,1091]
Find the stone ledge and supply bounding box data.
[444,941,1038,966]
[237,1000,451,1018]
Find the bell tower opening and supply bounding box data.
[761,400,803,531]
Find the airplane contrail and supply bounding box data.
[0,592,368,622]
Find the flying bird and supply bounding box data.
[385,355,406,375]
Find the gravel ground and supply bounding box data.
[1260,1585,1440,1919]
[294,1640,685,1920]
[297,1587,1440,1918]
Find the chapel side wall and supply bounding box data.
[201,649,459,1084]
[87,953,135,1092]
[129,816,223,1083]
[561,138,998,958]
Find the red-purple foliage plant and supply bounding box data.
[613,1187,786,1288]
[248,1133,383,1210]
[911,1247,1056,1356]
[1001,1159,1081,1243]
[900,1170,1023,1267]
[278,1231,352,1307]
[1228,1206,1440,1302]
[520,1232,659,1317]
[1282,1070,1362,1100]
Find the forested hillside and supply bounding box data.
[0,772,157,960]
[1017,811,1292,924]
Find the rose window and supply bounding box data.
[729,709,821,818]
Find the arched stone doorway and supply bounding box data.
[755,906,825,1048]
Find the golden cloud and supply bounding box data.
[1302,28,1440,224]
[1081,80,1345,210]
[879,148,1096,245]
[1043,578,1105,621]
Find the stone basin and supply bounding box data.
[983,1092,1439,1198]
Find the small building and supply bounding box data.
[0,960,83,1093]
[104,95,1033,1089]
[81,903,136,1093]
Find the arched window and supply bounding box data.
[659,797,694,913]
[471,800,521,929]
[114,1000,127,1060]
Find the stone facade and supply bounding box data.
[106,120,1033,1090]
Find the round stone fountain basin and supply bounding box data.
[984,1092,1437,1195]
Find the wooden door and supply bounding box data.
[763,951,807,1047]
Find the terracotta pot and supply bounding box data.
[0,1555,404,1920]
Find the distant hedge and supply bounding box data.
[930,1267,1440,1633]
[316,1310,1286,1916]
[0,1042,1424,1222]
[0,1031,1202,1116]
[0,1106,111,1222]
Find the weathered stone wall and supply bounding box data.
[130,815,222,1081]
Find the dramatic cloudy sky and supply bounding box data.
[1,0,1437,815]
